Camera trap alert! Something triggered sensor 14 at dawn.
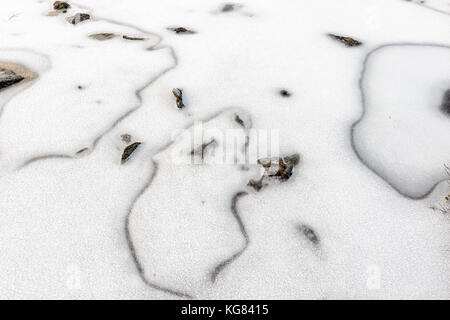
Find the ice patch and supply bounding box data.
[352,44,450,198]
[127,109,257,297]
[405,0,450,14]
[0,1,173,171]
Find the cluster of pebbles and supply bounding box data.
[46,1,91,25]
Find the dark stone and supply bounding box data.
[234,114,245,127]
[233,113,251,129]
[222,3,238,12]
[440,89,450,116]
[122,35,146,41]
[279,89,291,97]
[172,88,185,109]
[68,13,90,25]
[0,69,24,90]
[297,224,320,245]
[258,153,300,181]
[328,34,362,47]
[88,33,116,41]
[121,142,141,164]
[167,27,196,34]
[53,1,70,11]
[248,153,300,191]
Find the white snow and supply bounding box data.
[0,0,448,299]
[353,44,450,198]
[128,109,256,297]
[406,0,450,14]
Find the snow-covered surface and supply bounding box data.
[407,0,450,14]
[0,0,448,299]
[353,44,450,198]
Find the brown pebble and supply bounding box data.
[89,33,116,41]
[167,27,196,34]
[279,89,291,97]
[122,35,147,41]
[328,34,362,47]
[172,88,185,109]
[53,1,70,11]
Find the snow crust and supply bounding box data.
[0,0,448,299]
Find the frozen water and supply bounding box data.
[352,44,450,198]
[0,1,172,170]
[0,0,448,299]
[405,0,450,14]
[128,109,256,296]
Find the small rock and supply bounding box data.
[0,68,24,90]
[297,224,320,246]
[248,153,300,192]
[221,3,242,12]
[279,89,291,97]
[122,35,147,41]
[234,112,252,129]
[328,34,362,47]
[440,89,450,115]
[67,13,90,25]
[257,153,300,181]
[120,133,132,144]
[53,1,70,11]
[121,142,141,164]
[89,33,116,41]
[167,27,196,34]
[172,88,185,109]
[234,114,245,127]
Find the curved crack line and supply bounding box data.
[122,110,216,298]
[124,159,193,299]
[209,110,253,283]
[406,1,450,16]
[124,108,251,297]
[0,48,51,119]
[351,42,450,200]
[18,45,177,170]
[16,7,178,170]
[19,154,73,169]
[210,191,249,283]
[421,4,450,15]
[90,45,178,149]
[7,3,188,298]
[71,1,165,47]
